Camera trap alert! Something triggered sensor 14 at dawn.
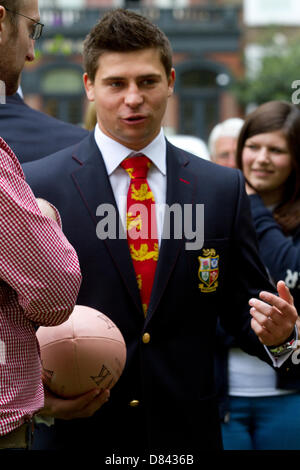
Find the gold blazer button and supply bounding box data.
[129,400,140,407]
[142,333,151,344]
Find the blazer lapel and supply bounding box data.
[70,134,143,314]
[146,142,195,324]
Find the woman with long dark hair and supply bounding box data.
[220,101,300,450]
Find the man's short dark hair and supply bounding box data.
[0,0,23,28]
[83,8,173,82]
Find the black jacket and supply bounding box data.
[0,93,89,163]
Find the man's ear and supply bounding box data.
[0,6,6,21]
[83,73,95,102]
[0,6,8,44]
[167,68,176,98]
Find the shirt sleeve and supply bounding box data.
[218,171,277,363]
[0,138,82,325]
[249,194,300,292]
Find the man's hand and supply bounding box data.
[36,197,58,223]
[249,280,297,346]
[40,386,110,420]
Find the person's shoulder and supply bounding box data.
[168,139,240,176]
[167,141,244,204]
[0,136,24,175]
[22,138,85,179]
[23,132,98,185]
[6,94,89,137]
[25,104,88,137]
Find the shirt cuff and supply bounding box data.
[34,414,55,427]
[264,325,298,368]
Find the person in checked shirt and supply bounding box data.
[0,0,82,450]
[0,140,82,449]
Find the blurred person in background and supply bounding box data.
[166,133,209,159]
[217,101,300,450]
[208,117,244,168]
[0,0,88,165]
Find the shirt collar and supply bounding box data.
[94,125,166,176]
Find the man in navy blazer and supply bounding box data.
[0,93,89,163]
[23,9,299,455]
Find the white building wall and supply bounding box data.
[244,0,300,26]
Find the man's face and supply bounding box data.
[213,136,237,168]
[84,48,175,151]
[0,0,38,95]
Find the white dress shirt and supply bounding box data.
[94,125,167,242]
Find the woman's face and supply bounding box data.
[242,130,293,205]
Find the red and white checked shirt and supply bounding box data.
[0,138,82,436]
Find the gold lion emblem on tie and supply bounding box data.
[131,184,155,202]
[127,213,142,232]
[129,243,159,262]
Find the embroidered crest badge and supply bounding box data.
[198,248,219,292]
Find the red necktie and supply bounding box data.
[121,154,158,316]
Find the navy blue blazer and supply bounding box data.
[0,94,89,163]
[23,133,295,454]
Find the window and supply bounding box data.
[41,67,85,124]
